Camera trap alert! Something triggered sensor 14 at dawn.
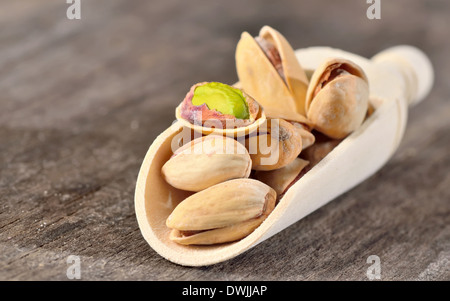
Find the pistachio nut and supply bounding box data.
[161,135,251,192]
[254,158,309,196]
[245,118,303,171]
[166,178,276,245]
[176,82,264,136]
[236,26,309,116]
[305,58,369,139]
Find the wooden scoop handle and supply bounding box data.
[371,45,434,107]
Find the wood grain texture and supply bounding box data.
[0,0,449,280]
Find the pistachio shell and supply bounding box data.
[176,82,266,137]
[169,215,267,245]
[259,26,309,115]
[306,58,369,139]
[254,158,309,196]
[262,106,315,150]
[166,179,276,231]
[245,118,303,171]
[291,122,315,150]
[235,26,309,117]
[168,178,276,245]
[263,106,311,127]
[299,132,342,168]
[161,135,251,192]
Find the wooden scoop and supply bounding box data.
[134,46,433,266]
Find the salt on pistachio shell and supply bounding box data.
[236,26,309,117]
[254,158,309,196]
[175,81,266,137]
[166,179,276,245]
[245,118,303,171]
[305,58,369,139]
[161,135,251,192]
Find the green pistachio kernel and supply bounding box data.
[192,82,250,119]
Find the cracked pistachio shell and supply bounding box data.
[166,179,276,238]
[254,157,309,196]
[245,118,303,171]
[236,26,309,117]
[292,122,315,150]
[306,58,369,139]
[262,106,315,151]
[161,135,251,192]
[169,214,269,245]
[300,132,342,169]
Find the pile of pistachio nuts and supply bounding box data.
[160,26,370,246]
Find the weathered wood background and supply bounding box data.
[1,0,449,280]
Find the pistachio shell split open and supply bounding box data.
[245,118,303,171]
[262,106,315,151]
[292,122,315,150]
[176,82,266,137]
[300,132,342,169]
[306,58,369,139]
[236,26,309,116]
[161,135,252,192]
[169,217,268,245]
[254,157,309,196]
[167,178,276,245]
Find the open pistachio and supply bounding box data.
[161,135,251,192]
[236,26,309,117]
[176,82,264,136]
[245,118,303,171]
[254,158,309,196]
[262,106,316,150]
[292,122,315,150]
[167,179,276,245]
[306,58,369,139]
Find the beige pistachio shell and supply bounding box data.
[306,58,369,139]
[262,106,315,150]
[166,178,276,234]
[245,118,303,171]
[259,26,309,115]
[263,106,311,127]
[169,209,272,245]
[161,135,251,192]
[291,122,315,150]
[300,133,342,168]
[168,179,276,245]
[231,83,314,131]
[235,26,309,117]
[254,158,309,196]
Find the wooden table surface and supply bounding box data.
[1,0,449,280]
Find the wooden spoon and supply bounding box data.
[134,46,433,266]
